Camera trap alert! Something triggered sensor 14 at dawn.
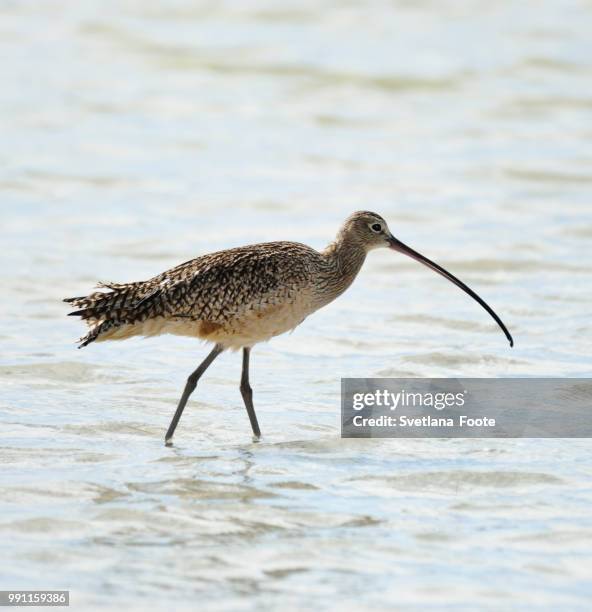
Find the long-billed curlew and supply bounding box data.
[65,211,513,445]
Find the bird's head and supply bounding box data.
[339,211,394,251]
[339,210,514,347]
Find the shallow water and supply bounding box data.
[1,1,592,609]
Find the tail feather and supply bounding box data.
[77,320,115,349]
[96,281,132,290]
[63,296,87,304]
[64,281,149,348]
[67,308,96,320]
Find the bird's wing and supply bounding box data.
[148,241,316,322]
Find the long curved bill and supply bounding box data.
[388,236,514,347]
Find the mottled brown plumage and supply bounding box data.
[65,213,379,350]
[65,211,512,444]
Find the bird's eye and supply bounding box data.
[371,223,382,232]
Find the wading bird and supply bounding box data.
[65,211,513,445]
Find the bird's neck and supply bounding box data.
[318,235,367,304]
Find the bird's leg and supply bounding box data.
[164,343,224,446]
[240,347,261,439]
